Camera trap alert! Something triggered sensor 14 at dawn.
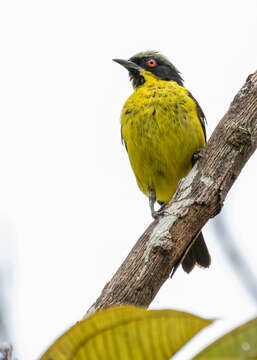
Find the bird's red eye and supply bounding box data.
[147,58,157,67]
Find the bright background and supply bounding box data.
[0,0,257,359]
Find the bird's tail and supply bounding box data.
[181,232,211,273]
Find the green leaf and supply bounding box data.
[40,306,212,360]
[194,317,257,359]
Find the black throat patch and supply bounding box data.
[129,69,145,88]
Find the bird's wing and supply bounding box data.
[121,127,128,151]
[188,91,207,142]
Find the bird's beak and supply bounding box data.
[113,59,143,73]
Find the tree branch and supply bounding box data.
[86,70,257,316]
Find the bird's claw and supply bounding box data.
[151,204,166,219]
[192,149,204,165]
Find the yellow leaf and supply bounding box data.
[40,306,212,360]
[194,317,257,360]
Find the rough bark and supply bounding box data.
[86,71,257,316]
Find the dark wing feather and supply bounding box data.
[188,91,207,142]
[121,126,128,151]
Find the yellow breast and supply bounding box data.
[121,72,205,203]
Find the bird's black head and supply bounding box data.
[113,50,183,88]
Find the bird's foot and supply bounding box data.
[151,209,162,219]
[192,149,204,165]
[149,189,167,219]
[151,203,166,219]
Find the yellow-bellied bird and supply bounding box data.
[113,51,211,273]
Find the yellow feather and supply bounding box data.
[121,70,205,203]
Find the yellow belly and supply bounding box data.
[121,79,205,203]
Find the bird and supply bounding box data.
[113,50,211,273]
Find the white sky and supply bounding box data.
[0,0,257,359]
